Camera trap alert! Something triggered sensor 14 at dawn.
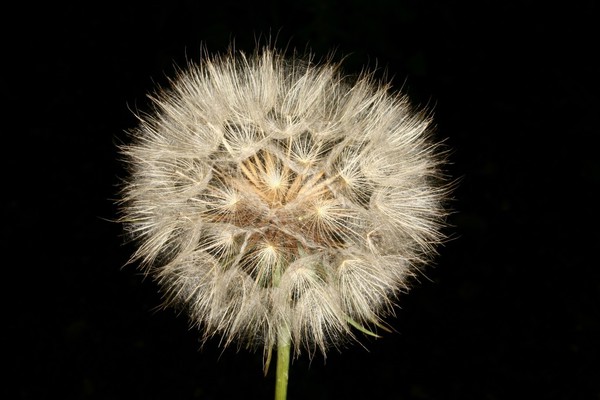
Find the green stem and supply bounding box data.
[275,325,291,400]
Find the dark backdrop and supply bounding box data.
[7,1,598,399]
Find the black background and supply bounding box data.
[7,1,598,399]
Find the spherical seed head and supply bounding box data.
[119,46,450,356]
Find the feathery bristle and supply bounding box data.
[119,46,450,357]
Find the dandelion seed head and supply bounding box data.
[119,46,450,357]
